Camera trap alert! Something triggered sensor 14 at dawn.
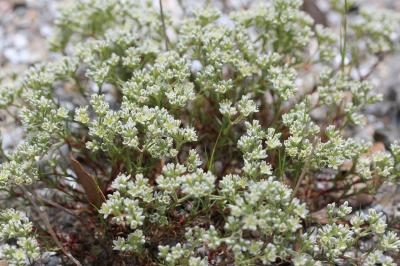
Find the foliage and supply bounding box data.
[0,0,400,265]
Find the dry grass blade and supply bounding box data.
[69,154,106,209]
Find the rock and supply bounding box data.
[41,252,62,266]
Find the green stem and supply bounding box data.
[159,0,170,50]
[278,148,286,182]
[291,137,317,201]
[340,0,348,73]
[208,126,224,172]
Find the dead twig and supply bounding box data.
[20,186,82,266]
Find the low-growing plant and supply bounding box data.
[0,0,400,265]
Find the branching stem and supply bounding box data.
[20,186,82,266]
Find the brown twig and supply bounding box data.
[20,186,82,266]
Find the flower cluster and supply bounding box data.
[0,209,40,266]
[0,0,400,265]
[315,203,400,265]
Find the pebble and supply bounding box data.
[41,252,62,266]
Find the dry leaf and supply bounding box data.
[70,154,106,209]
[310,207,329,224]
